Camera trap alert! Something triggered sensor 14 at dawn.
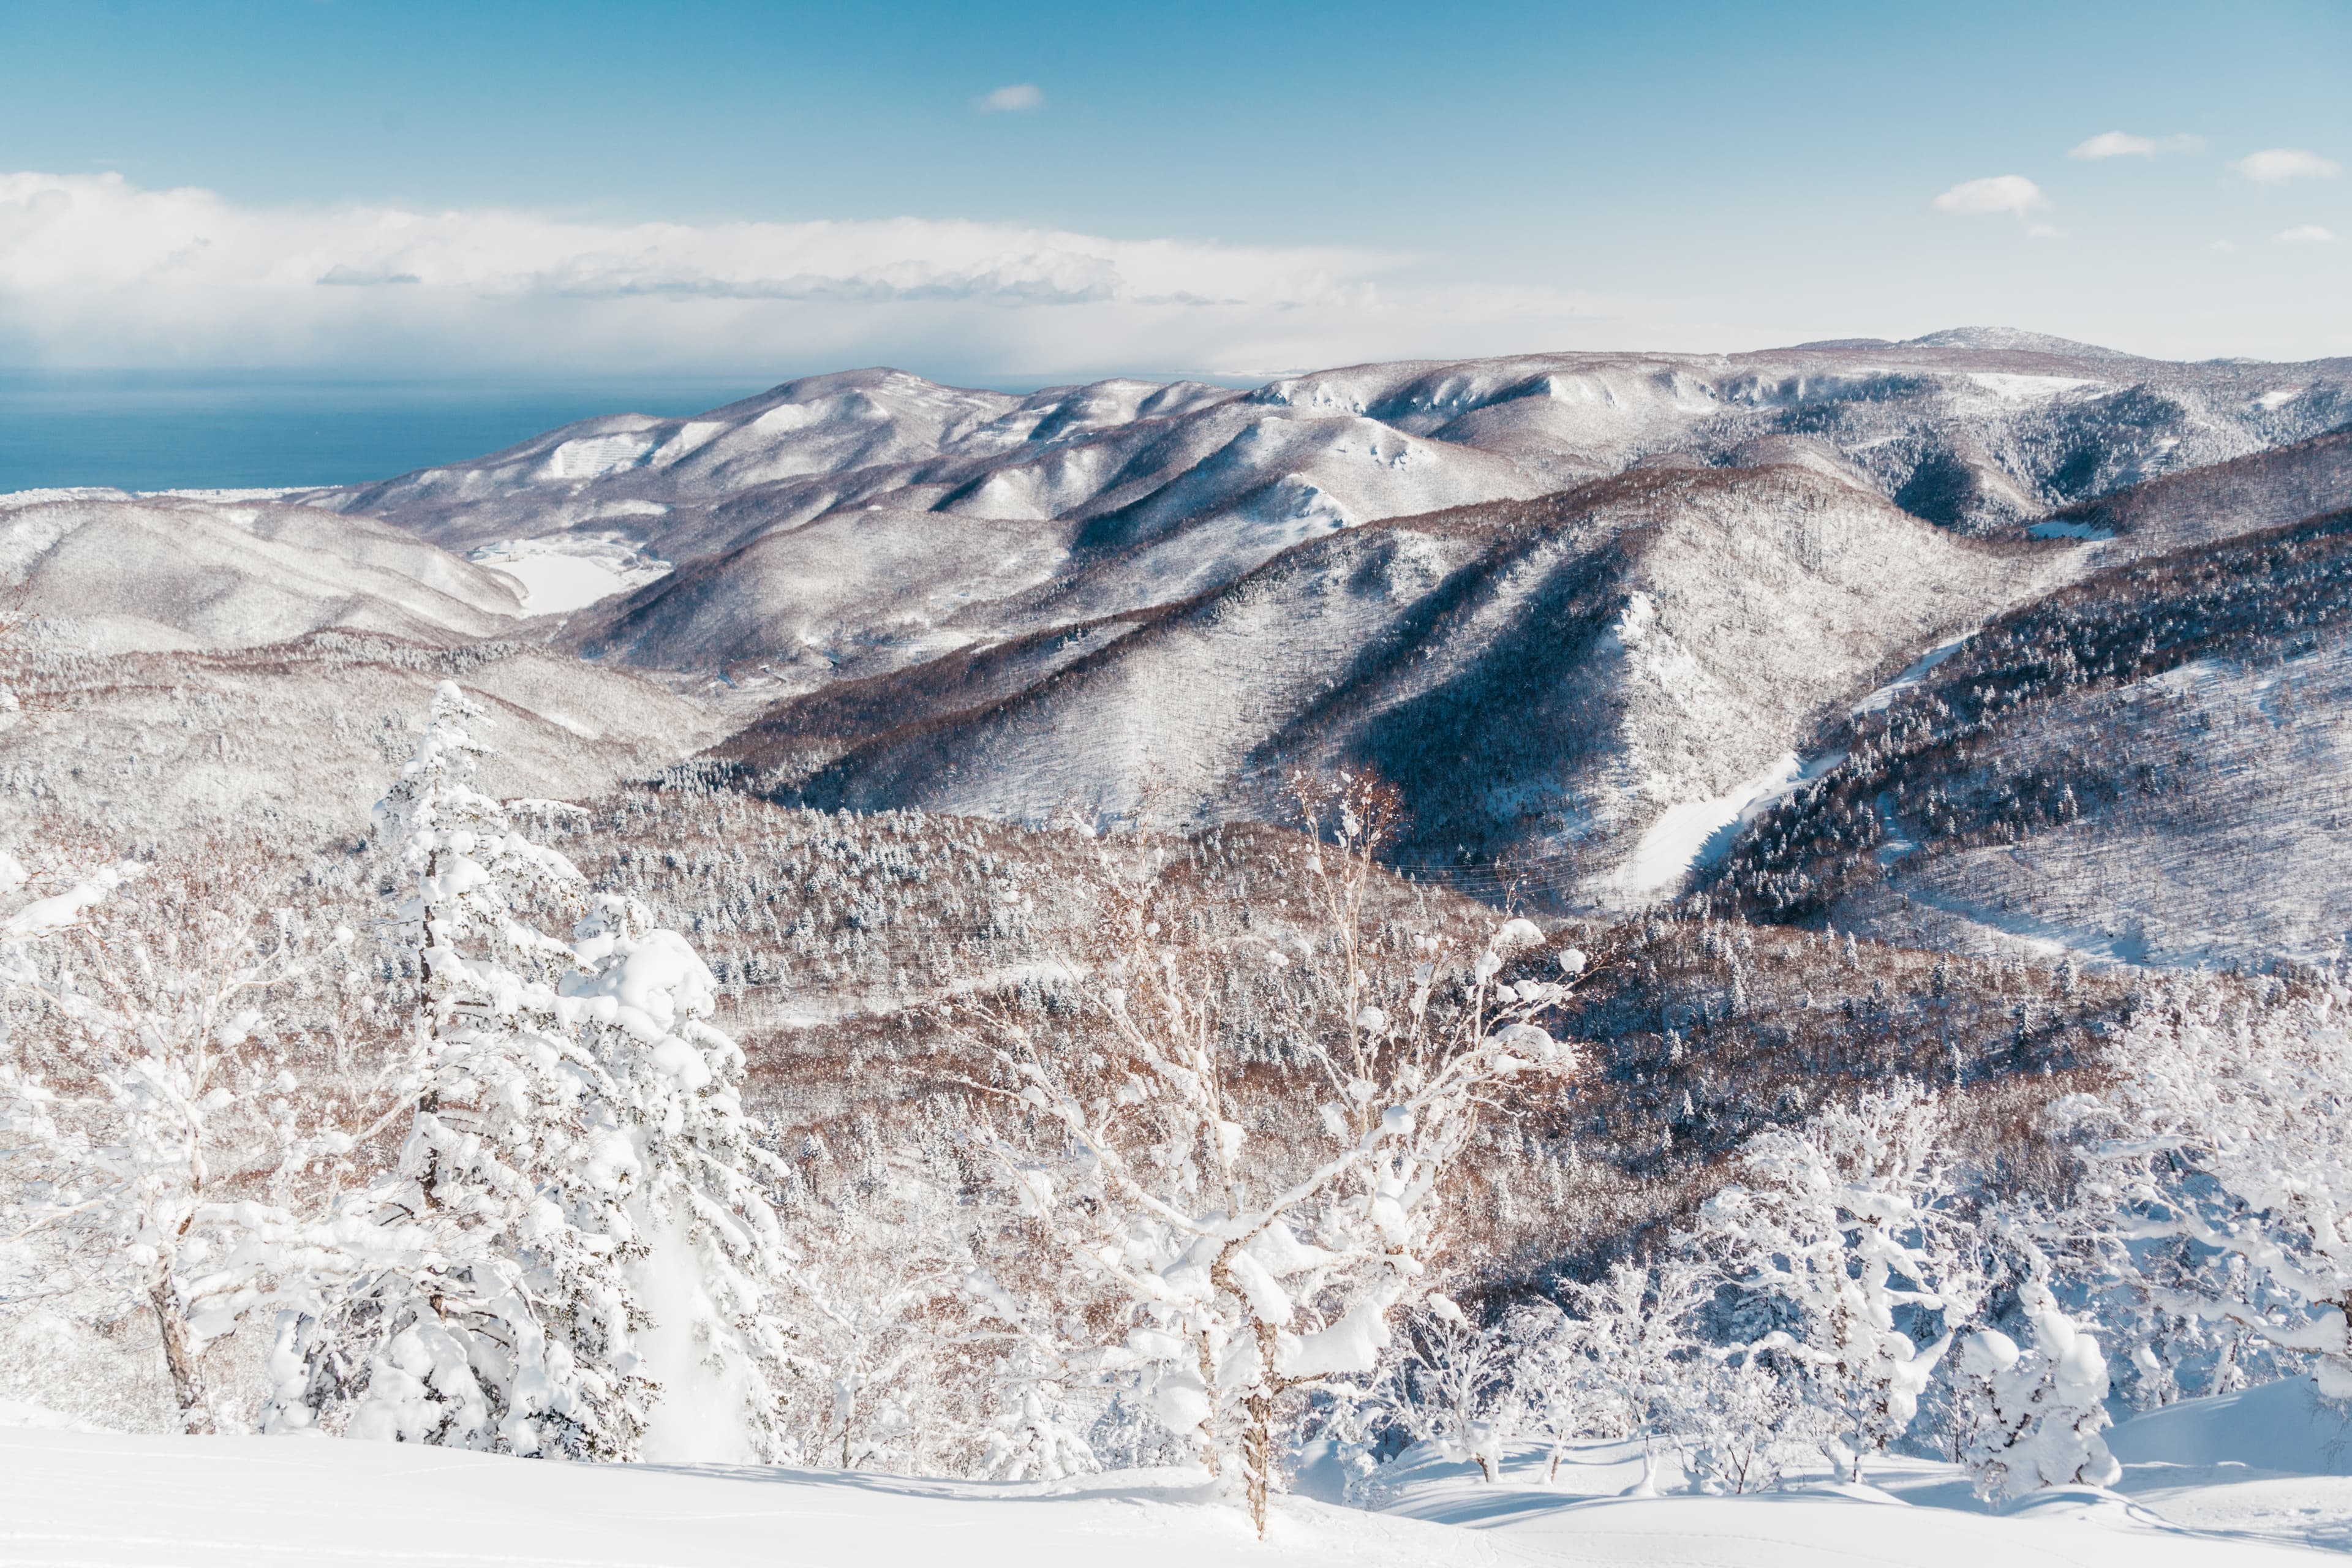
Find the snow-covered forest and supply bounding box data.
[6,654,2351,1559]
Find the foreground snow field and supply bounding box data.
[7,1384,2349,1568]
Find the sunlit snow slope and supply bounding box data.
[0,492,525,652]
[0,1400,2331,1568]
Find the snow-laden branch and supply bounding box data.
[943,770,1583,1535]
[2065,979,2352,1398]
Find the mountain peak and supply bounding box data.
[1903,326,2141,361]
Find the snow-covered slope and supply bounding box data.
[572,507,1079,673]
[0,1430,1451,1568]
[0,493,526,652]
[740,464,2074,905]
[0,490,729,857]
[0,1415,2326,1568]
[2048,424,2352,557]
[1709,507,2352,967]
[0,633,726,850]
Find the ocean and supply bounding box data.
[0,372,782,494]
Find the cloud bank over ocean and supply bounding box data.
[0,170,1656,379]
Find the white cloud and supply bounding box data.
[2277,225,2337,243]
[978,83,1044,113]
[1931,175,2049,219]
[2069,131,2203,159]
[2235,148,2340,183]
[0,168,1668,376]
[2071,132,2153,159]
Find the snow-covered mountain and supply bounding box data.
[7,329,2350,958]
[1709,499,2352,968]
[0,492,526,652]
[734,464,2075,907]
[298,334,2352,670]
[303,336,2352,578]
[267,334,2349,929]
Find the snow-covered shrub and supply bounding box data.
[979,1335,1098,1482]
[769,1139,1009,1473]
[1384,1305,1517,1482]
[1694,1082,1978,1479]
[1499,1298,1589,1483]
[2068,979,2352,1400]
[1682,1345,1837,1494]
[1558,1256,1712,1494]
[1958,1282,2120,1500]
[0,862,351,1432]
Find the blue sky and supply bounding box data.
[0,0,2346,379]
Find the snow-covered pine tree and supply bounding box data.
[269,681,652,1459]
[1958,1282,2120,1500]
[959,1251,1101,1484]
[562,891,801,1463]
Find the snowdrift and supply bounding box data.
[1,1415,2331,1568]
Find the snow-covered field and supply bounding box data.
[7,1385,2344,1567]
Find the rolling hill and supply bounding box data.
[731,464,2076,908]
